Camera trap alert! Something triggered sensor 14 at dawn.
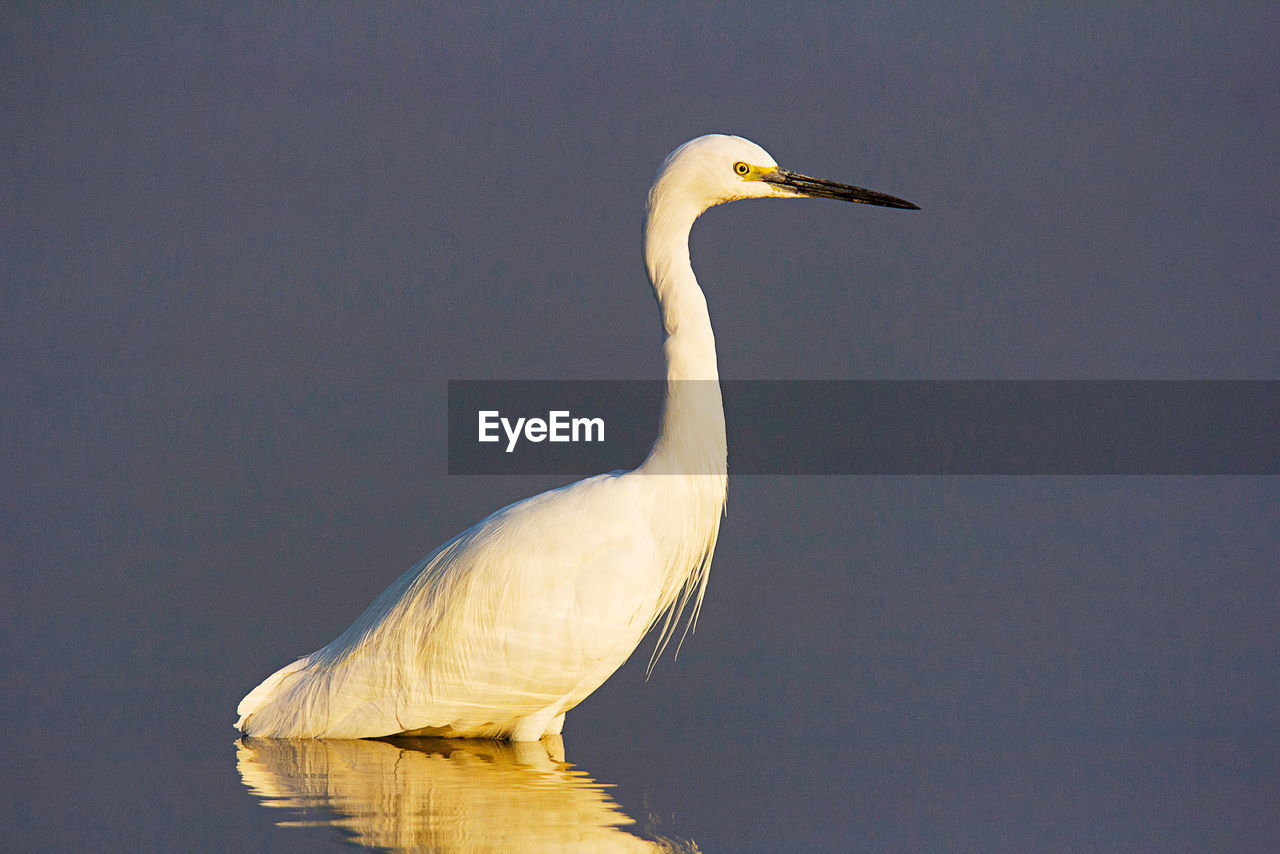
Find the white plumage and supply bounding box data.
[236,134,916,740]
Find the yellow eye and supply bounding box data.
[733,161,750,176]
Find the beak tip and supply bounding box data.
[770,168,919,210]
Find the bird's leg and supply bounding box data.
[511,708,560,741]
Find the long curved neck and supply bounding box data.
[640,197,727,477]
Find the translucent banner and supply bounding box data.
[448,381,1279,475]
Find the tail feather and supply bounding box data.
[236,656,311,732]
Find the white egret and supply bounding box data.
[236,134,917,740]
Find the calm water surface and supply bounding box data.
[4,682,1275,852]
[225,731,1277,853]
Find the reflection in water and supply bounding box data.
[236,736,696,852]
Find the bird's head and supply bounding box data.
[650,133,919,215]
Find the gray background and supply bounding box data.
[3,3,1277,851]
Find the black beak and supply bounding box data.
[761,168,919,210]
